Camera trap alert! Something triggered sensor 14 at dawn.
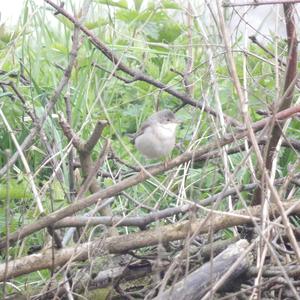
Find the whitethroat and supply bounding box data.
[133,109,181,159]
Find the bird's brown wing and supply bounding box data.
[132,119,153,142]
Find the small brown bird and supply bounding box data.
[133,109,181,159]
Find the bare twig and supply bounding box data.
[64,88,76,202]
[92,62,135,84]
[0,108,44,213]
[216,1,300,263]
[249,35,286,66]
[84,120,108,153]
[59,114,117,236]
[77,139,111,199]
[54,204,197,228]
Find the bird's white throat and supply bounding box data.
[153,122,178,139]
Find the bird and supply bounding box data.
[133,109,181,159]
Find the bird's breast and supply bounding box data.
[152,123,177,140]
[134,124,177,159]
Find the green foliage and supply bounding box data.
[0,179,32,200]
[116,9,183,44]
[0,0,300,295]
[161,0,181,10]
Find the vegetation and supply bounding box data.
[0,0,300,299]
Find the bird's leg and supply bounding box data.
[164,154,172,169]
[139,165,147,177]
[138,158,150,177]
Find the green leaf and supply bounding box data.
[51,42,68,54]
[161,0,181,9]
[118,10,183,43]
[85,18,108,30]
[145,21,182,43]
[116,9,139,22]
[144,22,160,40]
[94,0,128,9]
[55,14,74,29]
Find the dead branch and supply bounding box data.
[31,238,241,299]
[53,204,197,229]
[1,200,300,281]
[59,115,117,234]
[53,174,300,229]
[153,240,252,300]
[249,36,287,67]
[33,260,169,299]
[0,69,30,85]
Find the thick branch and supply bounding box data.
[59,114,85,150]
[153,240,252,300]
[84,120,108,153]
[1,201,299,281]
[59,114,116,235]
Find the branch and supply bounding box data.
[1,201,299,281]
[54,176,296,229]
[249,35,286,66]
[77,139,111,199]
[153,240,251,300]
[0,69,30,85]
[59,114,85,151]
[59,114,117,236]
[84,120,108,153]
[217,1,300,261]
[92,62,136,84]
[53,204,197,228]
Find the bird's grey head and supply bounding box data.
[150,109,180,124]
